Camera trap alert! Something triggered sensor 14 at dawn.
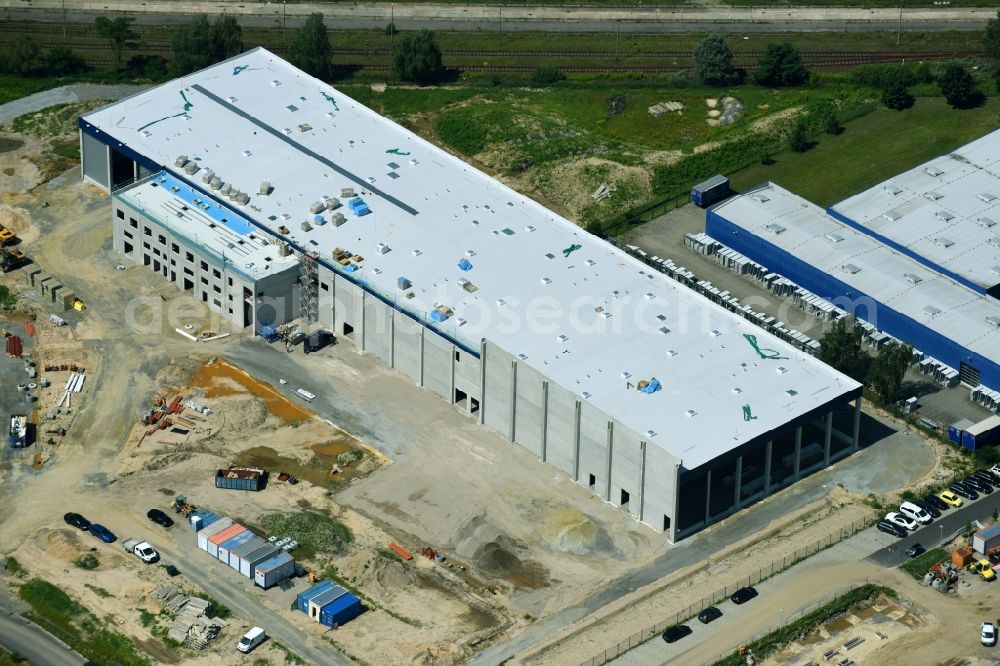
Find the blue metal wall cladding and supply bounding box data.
[826,207,992,295]
[706,210,1000,390]
[81,121,480,358]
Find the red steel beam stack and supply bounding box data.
[6,335,22,357]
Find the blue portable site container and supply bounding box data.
[296,581,335,614]
[320,592,363,628]
[691,174,730,208]
[190,510,220,531]
[217,530,256,563]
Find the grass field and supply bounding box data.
[899,547,949,579]
[730,96,1000,206]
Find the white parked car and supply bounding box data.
[899,501,932,525]
[982,622,996,647]
[885,512,917,531]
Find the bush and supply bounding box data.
[939,62,984,109]
[531,66,565,86]
[259,511,352,556]
[74,553,99,570]
[824,112,844,135]
[849,64,917,90]
[882,83,915,111]
[789,119,812,152]
[393,30,442,84]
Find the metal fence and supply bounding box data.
[576,518,870,666]
[600,192,689,238]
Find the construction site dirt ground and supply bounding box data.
[0,100,980,666]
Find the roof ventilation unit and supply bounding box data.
[259,181,272,196]
[933,236,954,248]
[341,188,356,198]
[220,183,232,196]
[987,315,1000,328]
[934,211,954,222]
[824,232,844,243]
[325,198,341,211]
[201,169,214,184]
[991,266,1000,277]
[376,242,390,255]
[556,334,569,343]
[750,193,770,203]
[765,223,786,235]
[977,217,996,228]
[882,210,902,222]
[330,212,346,227]
[665,350,677,357]
[277,242,292,257]
[923,305,941,317]
[183,162,200,176]
[684,409,697,418]
[209,177,222,191]
[174,155,189,168]
[990,238,1000,248]
[841,263,861,275]
[904,273,922,284]
[301,220,313,232]
[925,191,943,201]
[885,184,902,195]
[541,277,552,285]
[309,201,325,214]
[776,366,788,375]
[235,192,249,205]
[979,193,997,203]
[925,166,944,177]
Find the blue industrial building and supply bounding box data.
[708,183,1000,397]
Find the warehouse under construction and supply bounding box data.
[78,48,862,541]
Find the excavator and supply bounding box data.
[0,225,15,246]
[0,247,26,273]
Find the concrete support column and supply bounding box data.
[638,441,647,522]
[704,470,712,524]
[509,361,517,442]
[478,339,486,426]
[793,426,802,480]
[449,344,456,407]
[853,397,862,451]
[823,410,833,466]
[359,291,367,352]
[573,400,582,482]
[763,440,773,496]
[734,455,743,507]
[105,144,111,191]
[540,381,549,462]
[389,312,396,368]
[418,327,425,388]
[605,421,614,502]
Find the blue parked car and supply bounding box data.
[89,524,117,543]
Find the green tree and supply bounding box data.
[693,34,740,86]
[94,16,139,69]
[754,42,808,87]
[882,83,915,111]
[939,62,983,109]
[824,111,843,135]
[984,10,1000,68]
[288,13,333,80]
[171,15,214,76]
[211,15,244,61]
[44,46,87,76]
[531,66,565,86]
[393,30,442,84]
[1,35,43,76]
[868,341,912,405]
[819,316,868,382]
[788,119,812,152]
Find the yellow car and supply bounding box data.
[938,491,963,508]
[970,559,996,581]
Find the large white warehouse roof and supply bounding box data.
[831,129,1000,293]
[81,48,858,469]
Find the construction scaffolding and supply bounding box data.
[299,251,319,325]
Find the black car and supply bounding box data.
[906,543,926,558]
[924,494,950,512]
[975,470,1000,487]
[913,499,940,519]
[63,512,90,531]
[662,625,693,643]
[877,520,907,538]
[698,606,723,624]
[965,476,993,494]
[731,587,758,605]
[147,509,174,528]
[951,482,978,500]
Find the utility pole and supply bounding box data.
[390,3,395,84]
[499,4,503,49]
[897,0,902,46]
[616,19,620,60]
[62,0,66,42]
[282,1,287,48]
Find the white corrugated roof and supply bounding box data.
[81,48,858,469]
[832,129,1000,291]
[715,183,1000,365]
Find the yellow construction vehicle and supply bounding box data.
[0,226,15,246]
[0,247,25,273]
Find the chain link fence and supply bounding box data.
[577,518,870,666]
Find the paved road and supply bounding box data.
[0,588,85,666]
[0,84,150,126]
[4,0,995,32]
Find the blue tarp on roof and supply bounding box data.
[639,378,661,394]
[458,259,473,271]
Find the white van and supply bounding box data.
[899,501,932,525]
[237,627,266,653]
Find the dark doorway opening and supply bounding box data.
[110,148,135,188]
[342,322,354,336]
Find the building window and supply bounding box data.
[455,350,460,362]
[124,241,133,254]
[157,234,166,245]
[186,251,194,262]
[213,285,221,294]
[200,277,208,285]
[130,217,138,229]
[321,282,329,292]
[663,515,671,531]
[228,308,233,314]
[183,267,193,276]
[228,277,233,287]
[142,242,150,250]
[171,243,179,253]
[588,474,596,489]
[153,248,160,257]
[170,259,175,266]
[227,294,233,301]
[200,261,208,271]
[143,227,151,236]
[212,298,221,307]
[116,209,125,220]
[620,489,630,506]
[212,269,221,279]
[124,230,133,240]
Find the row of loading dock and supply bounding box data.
[193,513,295,589]
[295,580,364,628]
